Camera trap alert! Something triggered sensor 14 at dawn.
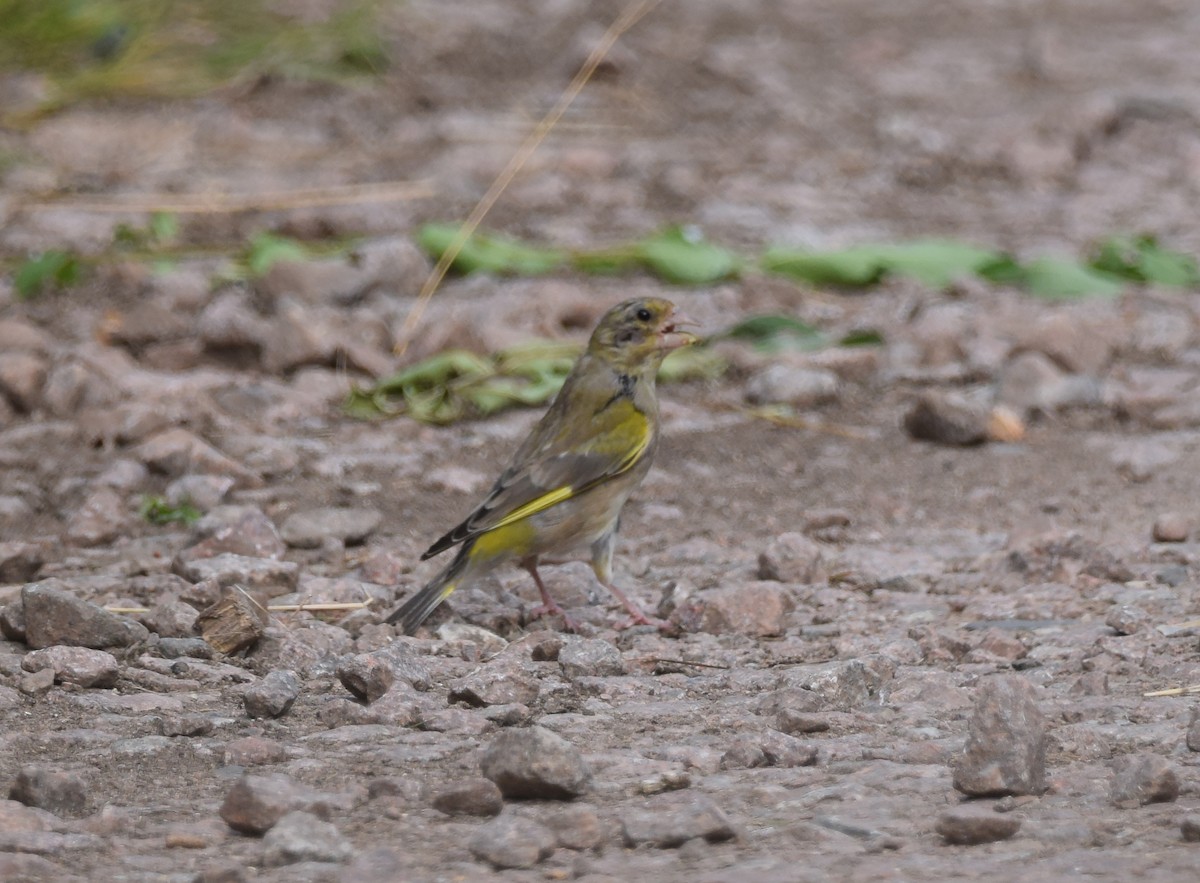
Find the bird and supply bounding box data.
[385,297,696,635]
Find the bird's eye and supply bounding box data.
[636,307,652,322]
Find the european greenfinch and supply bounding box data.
[385,297,696,634]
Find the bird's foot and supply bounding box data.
[528,601,582,633]
[612,610,673,631]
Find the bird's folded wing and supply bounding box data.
[422,404,652,559]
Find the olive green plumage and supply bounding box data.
[385,297,695,635]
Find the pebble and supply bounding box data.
[20,580,149,649]
[219,774,335,835]
[480,726,590,799]
[936,806,1022,844]
[175,553,299,597]
[744,364,840,408]
[261,810,353,866]
[1182,815,1200,843]
[778,659,891,711]
[953,674,1047,797]
[1110,754,1179,806]
[22,646,119,688]
[165,474,236,511]
[65,487,130,547]
[1104,604,1149,636]
[279,507,382,549]
[9,766,90,818]
[903,390,989,445]
[758,531,824,583]
[697,581,794,637]
[159,713,215,738]
[337,641,432,703]
[559,637,625,678]
[0,540,45,583]
[183,505,287,561]
[135,427,259,486]
[468,813,557,870]
[1188,709,1200,752]
[1152,512,1192,543]
[243,669,302,719]
[619,792,736,848]
[541,803,604,850]
[431,778,504,817]
[450,656,540,707]
[0,352,47,412]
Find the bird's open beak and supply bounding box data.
[659,311,700,351]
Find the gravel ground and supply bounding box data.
[2,1,1200,880]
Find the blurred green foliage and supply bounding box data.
[0,0,387,114]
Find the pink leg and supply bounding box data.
[522,559,581,633]
[601,579,670,631]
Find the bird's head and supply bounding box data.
[588,297,697,373]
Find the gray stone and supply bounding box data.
[0,352,47,412]
[143,598,200,638]
[219,774,332,835]
[22,580,149,649]
[1105,604,1149,636]
[468,813,556,870]
[953,675,1047,797]
[65,487,130,547]
[745,364,840,408]
[244,670,302,719]
[262,811,352,866]
[158,637,213,659]
[165,474,235,512]
[620,792,736,848]
[1182,815,1200,843]
[0,541,43,583]
[450,657,540,707]
[1110,754,1179,806]
[778,659,892,711]
[542,803,604,850]
[9,766,89,818]
[431,778,503,817]
[183,505,286,561]
[159,713,215,737]
[135,428,259,486]
[174,553,299,597]
[758,531,824,583]
[1152,512,1192,543]
[337,641,431,703]
[480,726,590,799]
[280,507,382,549]
[1188,708,1200,752]
[22,646,119,688]
[936,806,1022,844]
[904,390,988,445]
[697,581,794,637]
[559,638,625,678]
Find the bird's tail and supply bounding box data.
[385,544,471,635]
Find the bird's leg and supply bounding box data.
[522,558,581,633]
[590,531,669,631]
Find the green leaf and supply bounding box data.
[872,240,1003,288]
[838,328,884,347]
[634,225,740,285]
[761,246,885,286]
[724,314,822,341]
[245,232,308,277]
[149,211,179,243]
[139,495,201,526]
[660,345,728,382]
[1018,257,1125,300]
[14,249,83,299]
[417,223,565,275]
[1089,235,1200,287]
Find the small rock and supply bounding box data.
[431,778,503,817]
[1187,709,1200,752]
[720,739,767,770]
[541,803,604,850]
[159,713,215,737]
[165,474,236,512]
[181,506,286,562]
[337,641,431,703]
[776,708,830,734]
[480,726,590,799]
[559,638,625,678]
[953,675,1047,797]
[745,364,840,408]
[450,656,540,707]
[143,598,200,638]
[697,581,793,637]
[758,532,824,583]
[280,507,382,549]
[0,541,44,583]
[22,646,119,688]
[175,553,299,598]
[1110,754,1179,806]
[1105,605,1149,636]
[468,813,556,870]
[219,774,332,835]
[243,670,302,719]
[65,487,130,547]
[779,659,891,711]
[22,580,149,649]
[936,806,1022,845]
[224,736,289,766]
[158,637,214,659]
[0,352,47,412]
[135,428,259,486]
[1182,815,1200,842]
[1152,513,1192,543]
[903,391,988,446]
[19,667,55,695]
[9,766,89,818]
[620,792,736,848]
[262,811,352,866]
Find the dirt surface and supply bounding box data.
[3,0,1200,880]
